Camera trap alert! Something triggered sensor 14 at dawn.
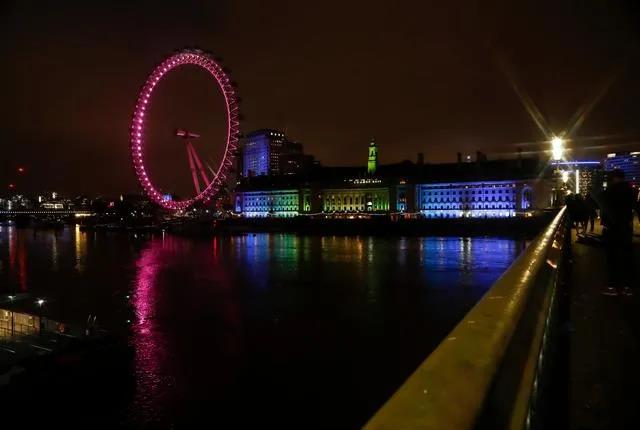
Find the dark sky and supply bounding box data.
[1,0,640,195]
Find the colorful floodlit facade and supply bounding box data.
[321,187,389,213]
[231,140,554,218]
[234,189,300,217]
[416,181,533,218]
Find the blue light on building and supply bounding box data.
[605,152,640,187]
[234,189,300,217]
[242,130,286,177]
[416,181,532,218]
[396,183,408,212]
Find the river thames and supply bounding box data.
[0,225,525,428]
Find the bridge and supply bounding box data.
[364,208,640,430]
[0,210,93,216]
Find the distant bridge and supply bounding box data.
[0,210,93,216]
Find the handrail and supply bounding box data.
[364,207,567,430]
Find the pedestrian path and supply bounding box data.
[569,221,640,430]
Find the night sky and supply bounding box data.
[1,1,640,195]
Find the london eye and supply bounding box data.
[129,49,240,210]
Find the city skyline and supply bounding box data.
[2,1,640,195]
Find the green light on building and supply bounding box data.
[367,139,378,175]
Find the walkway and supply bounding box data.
[569,220,640,429]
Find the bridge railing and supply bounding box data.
[364,207,568,430]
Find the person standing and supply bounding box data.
[585,190,599,233]
[601,170,638,296]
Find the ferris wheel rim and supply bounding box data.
[129,48,240,210]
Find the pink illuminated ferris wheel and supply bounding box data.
[130,49,240,210]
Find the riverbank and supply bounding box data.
[165,211,558,238]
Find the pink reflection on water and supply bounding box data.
[130,235,244,424]
[8,227,28,292]
[131,236,175,423]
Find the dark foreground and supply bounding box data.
[567,222,640,429]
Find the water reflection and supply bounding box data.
[130,234,245,426]
[74,224,87,273]
[131,236,173,424]
[0,227,524,428]
[7,226,28,292]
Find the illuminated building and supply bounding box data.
[232,139,552,218]
[241,129,286,176]
[322,179,389,213]
[416,181,530,218]
[605,152,640,187]
[395,181,411,213]
[234,189,301,217]
[240,129,316,177]
[552,161,603,196]
[42,202,65,210]
[367,139,378,175]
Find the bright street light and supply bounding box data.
[561,170,570,184]
[551,136,565,161]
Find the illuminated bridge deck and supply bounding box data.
[0,210,92,215]
[569,222,640,429]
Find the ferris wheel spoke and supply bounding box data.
[186,144,202,195]
[188,143,211,188]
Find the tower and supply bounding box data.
[367,138,378,175]
[241,129,286,176]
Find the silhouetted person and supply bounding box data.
[585,191,599,233]
[574,194,589,233]
[601,170,638,296]
[566,193,579,230]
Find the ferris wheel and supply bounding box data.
[130,49,240,210]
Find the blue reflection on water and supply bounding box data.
[0,227,523,428]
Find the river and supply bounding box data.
[0,224,525,428]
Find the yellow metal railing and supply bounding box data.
[364,207,567,430]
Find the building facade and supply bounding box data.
[233,188,301,218]
[232,140,553,218]
[551,161,604,197]
[416,180,533,218]
[241,129,286,177]
[321,185,389,213]
[604,152,640,187]
[240,130,316,177]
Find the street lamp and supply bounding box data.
[551,136,565,161]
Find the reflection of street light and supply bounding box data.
[36,299,45,336]
[551,136,565,161]
[7,296,15,337]
[561,170,570,184]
